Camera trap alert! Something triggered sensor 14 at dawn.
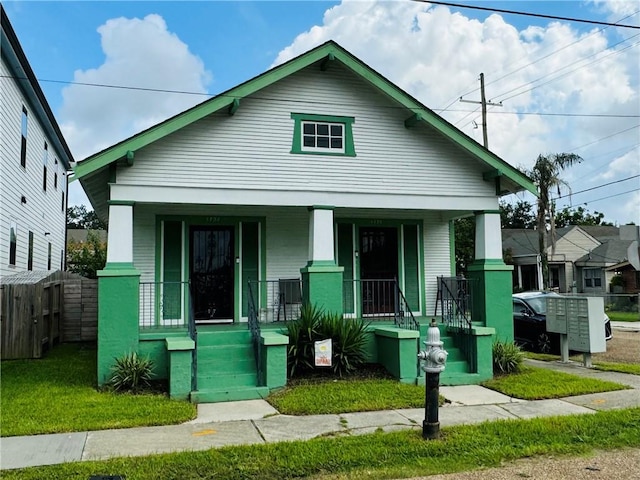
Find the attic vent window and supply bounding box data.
[291,113,355,157]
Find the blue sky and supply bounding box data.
[4,1,639,224]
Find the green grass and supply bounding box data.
[525,353,640,376]
[4,408,639,479]
[268,377,437,415]
[1,343,196,437]
[482,366,628,400]
[607,311,639,322]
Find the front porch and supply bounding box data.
[132,275,496,402]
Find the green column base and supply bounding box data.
[467,260,514,342]
[261,332,289,389]
[166,338,195,400]
[300,263,344,315]
[97,265,141,386]
[374,327,420,383]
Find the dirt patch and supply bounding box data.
[574,330,640,364]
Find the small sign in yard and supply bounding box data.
[314,339,332,366]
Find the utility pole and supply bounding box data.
[459,73,503,149]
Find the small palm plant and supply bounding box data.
[107,351,154,393]
[492,340,524,375]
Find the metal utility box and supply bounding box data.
[546,296,606,353]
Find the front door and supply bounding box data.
[359,227,398,315]
[190,226,235,322]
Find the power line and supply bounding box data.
[554,175,640,200]
[3,74,635,119]
[575,188,640,205]
[411,0,640,29]
[568,125,640,152]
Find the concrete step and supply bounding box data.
[196,356,257,375]
[197,372,258,390]
[196,344,254,363]
[196,329,252,347]
[190,386,269,404]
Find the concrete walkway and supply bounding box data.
[1,361,639,471]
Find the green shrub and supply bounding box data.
[492,340,523,375]
[286,304,369,378]
[107,352,154,393]
[317,312,369,377]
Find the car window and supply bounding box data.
[513,299,527,314]
[526,297,547,314]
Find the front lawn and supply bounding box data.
[268,376,435,415]
[607,311,640,322]
[4,408,639,480]
[0,343,196,437]
[482,366,628,400]
[526,352,640,376]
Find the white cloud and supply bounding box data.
[274,0,639,225]
[60,14,211,161]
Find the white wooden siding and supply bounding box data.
[116,62,495,206]
[1,56,68,278]
[423,213,452,315]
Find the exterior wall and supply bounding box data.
[115,62,496,208]
[0,55,68,278]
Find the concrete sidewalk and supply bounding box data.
[2,360,638,471]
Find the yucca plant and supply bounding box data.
[492,340,524,375]
[317,313,369,377]
[286,303,324,377]
[107,351,154,393]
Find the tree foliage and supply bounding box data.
[554,206,613,228]
[454,217,474,275]
[67,205,106,230]
[529,153,583,289]
[500,200,536,229]
[67,230,107,278]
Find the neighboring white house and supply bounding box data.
[74,41,536,401]
[0,6,73,279]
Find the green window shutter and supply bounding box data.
[337,223,354,313]
[163,221,182,320]
[403,224,420,312]
[242,222,259,317]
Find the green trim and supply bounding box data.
[73,41,535,195]
[309,205,335,211]
[125,150,134,166]
[165,337,195,351]
[108,163,117,183]
[374,326,420,339]
[404,113,421,128]
[290,112,356,157]
[301,264,344,273]
[449,220,456,275]
[260,332,289,346]
[467,259,514,271]
[228,98,240,115]
[320,53,335,71]
[482,169,502,180]
[302,263,343,272]
[107,200,135,206]
[101,262,136,270]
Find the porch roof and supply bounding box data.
[72,41,536,200]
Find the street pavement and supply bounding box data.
[1,354,639,471]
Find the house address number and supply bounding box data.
[206,216,221,224]
[369,219,383,225]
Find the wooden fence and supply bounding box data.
[0,272,98,359]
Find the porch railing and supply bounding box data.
[437,276,476,372]
[248,279,303,323]
[139,281,191,329]
[343,278,419,330]
[247,282,264,386]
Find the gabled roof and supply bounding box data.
[1,5,74,169]
[72,40,535,196]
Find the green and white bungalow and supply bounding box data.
[73,41,535,402]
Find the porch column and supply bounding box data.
[300,206,344,314]
[97,201,140,386]
[466,210,514,342]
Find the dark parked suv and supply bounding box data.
[512,291,612,353]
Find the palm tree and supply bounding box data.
[529,153,582,290]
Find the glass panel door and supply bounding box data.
[190,226,235,321]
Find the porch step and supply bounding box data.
[196,329,252,347]
[190,386,270,404]
[197,372,258,390]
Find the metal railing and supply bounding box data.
[139,281,191,329]
[248,279,303,323]
[247,282,264,386]
[187,283,197,392]
[343,278,419,330]
[437,276,475,371]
